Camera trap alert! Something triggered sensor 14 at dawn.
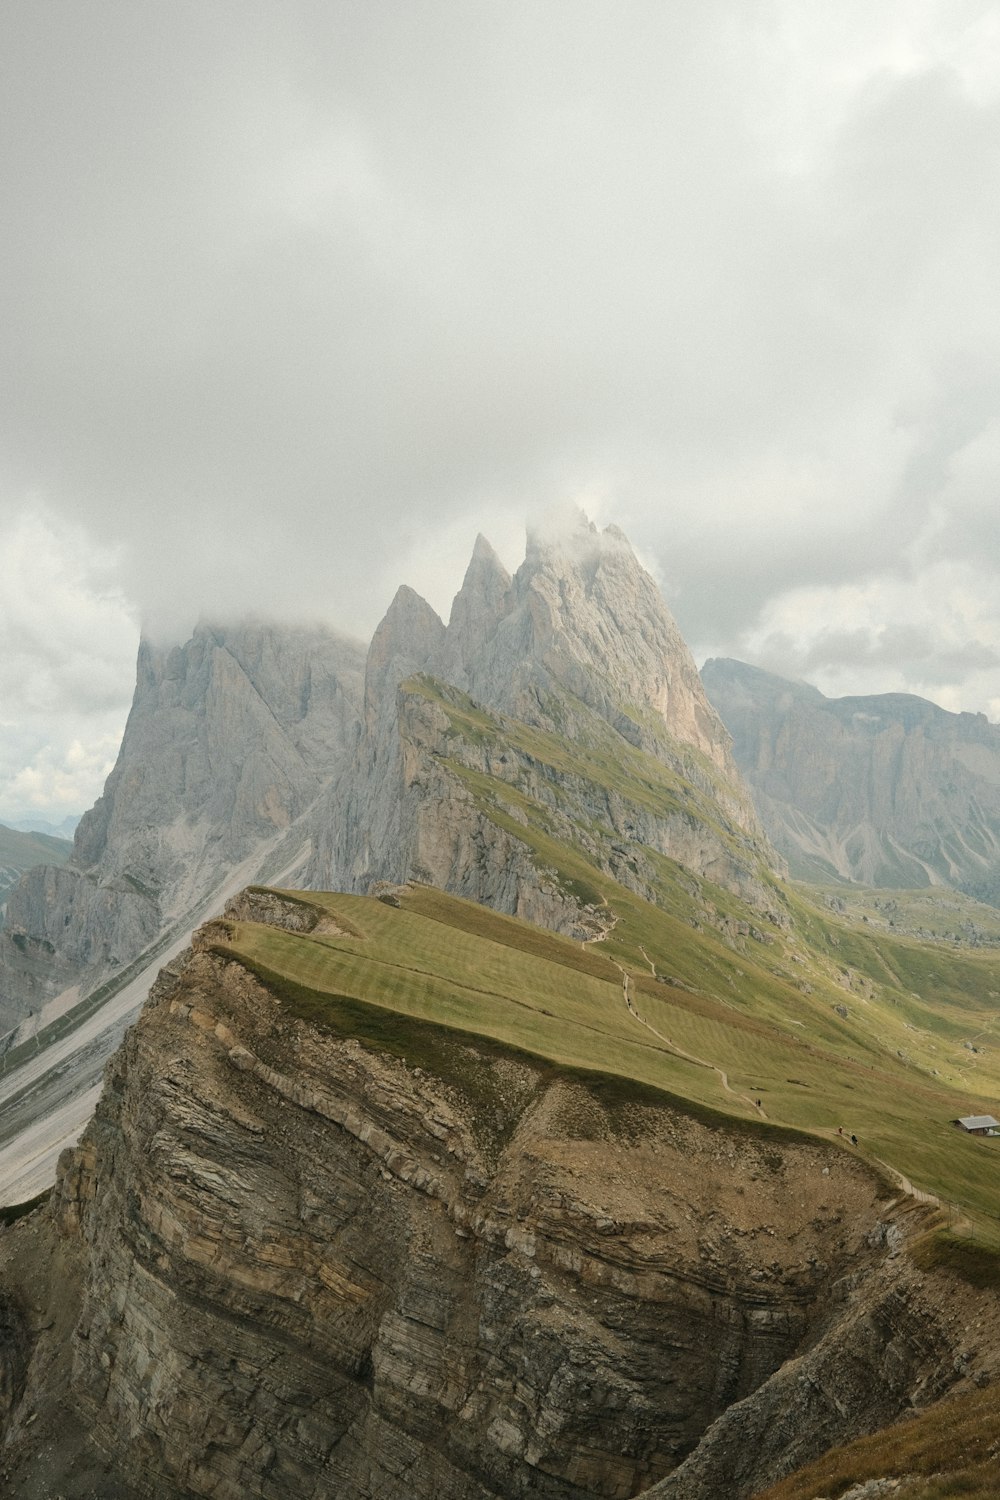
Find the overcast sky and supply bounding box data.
[2,0,1000,823]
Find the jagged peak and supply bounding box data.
[447,535,511,626]
[374,585,445,643]
[470,532,507,571]
[521,506,642,589]
[365,586,446,726]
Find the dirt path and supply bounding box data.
[612,958,768,1118]
[637,945,657,977]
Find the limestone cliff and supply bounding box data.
[1,522,774,1042]
[2,897,992,1499]
[308,517,777,925]
[0,622,365,1035]
[702,657,1000,898]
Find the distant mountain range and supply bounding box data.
[702,656,1000,899]
[6,814,80,839]
[0,822,72,914]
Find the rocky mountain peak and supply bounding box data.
[442,511,735,772]
[436,535,512,687]
[364,586,445,726]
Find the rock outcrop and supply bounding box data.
[2,899,989,1500]
[308,514,777,924]
[703,657,1000,898]
[0,622,365,1035]
[0,520,774,1042]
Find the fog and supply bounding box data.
[3,1,1000,819]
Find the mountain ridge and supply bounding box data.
[702,655,1000,897]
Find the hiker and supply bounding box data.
[850,1133,857,1146]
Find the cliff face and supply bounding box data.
[308,517,776,923]
[0,622,365,1035]
[1,522,773,1043]
[703,657,1000,897]
[2,896,989,1500]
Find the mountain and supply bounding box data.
[702,657,1000,898]
[4,521,1000,1496]
[0,621,365,1037]
[7,815,80,839]
[0,518,775,1046]
[0,824,72,919]
[308,513,775,921]
[3,884,1000,1498]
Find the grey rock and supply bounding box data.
[703,656,1000,898]
[1,932,981,1500]
[0,622,365,1034]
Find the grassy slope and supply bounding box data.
[753,1383,1000,1500]
[216,871,1000,1245]
[203,675,1000,1498]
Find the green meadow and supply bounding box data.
[217,873,1000,1246]
[210,669,1000,1253]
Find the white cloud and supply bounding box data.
[2,0,1000,819]
[726,557,1000,716]
[0,504,137,822]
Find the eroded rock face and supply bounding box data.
[703,657,1000,897]
[307,517,777,926]
[0,916,984,1500]
[0,622,365,1034]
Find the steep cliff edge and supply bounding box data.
[1,892,996,1500]
[703,656,1000,898]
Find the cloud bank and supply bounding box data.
[2,1,1000,815]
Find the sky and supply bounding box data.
[2,0,1000,823]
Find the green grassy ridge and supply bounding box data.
[210,887,1000,1243]
[214,907,741,1116]
[398,722,1000,1203]
[210,929,832,1157]
[405,674,761,865]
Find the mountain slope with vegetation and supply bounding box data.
[2,519,1000,1497]
[3,880,1000,1498]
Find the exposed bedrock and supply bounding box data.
[2,915,990,1499]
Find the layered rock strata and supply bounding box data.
[0,899,990,1500]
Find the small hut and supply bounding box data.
[954,1114,1000,1136]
